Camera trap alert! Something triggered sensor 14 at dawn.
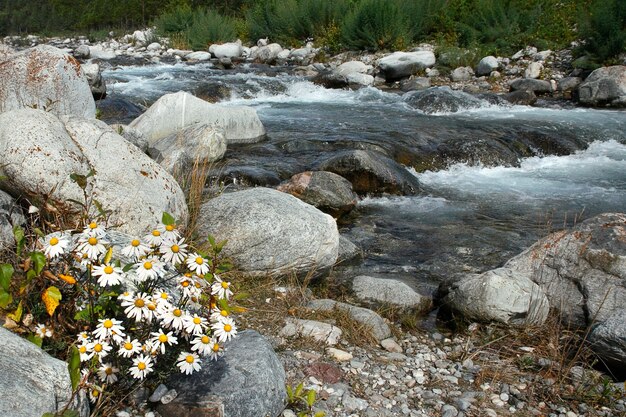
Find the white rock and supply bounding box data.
[280,318,342,345]
[146,42,161,51]
[88,45,116,60]
[277,49,291,60]
[185,51,211,61]
[381,338,403,353]
[336,61,372,77]
[377,51,436,81]
[476,56,499,76]
[209,42,243,59]
[524,62,543,79]
[326,347,353,361]
[346,73,374,87]
[352,275,427,308]
[254,43,283,63]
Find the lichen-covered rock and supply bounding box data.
[0,45,95,118]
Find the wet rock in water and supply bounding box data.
[148,123,227,175]
[336,235,363,265]
[194,83,232,103]
[253,43,283,64]
[209,42,243,59]
[81,62,106,99]
[450,66,474,82]
[96,96,145,124]
[403,86,485,114]
[196,187,339,277]
[352,275,430,311]
[0,45,95,118]
[509,78,552,95]
[577,65,626,107]
[589,309,626,373]
[312,70,351,89]
[185,51,211,61]
[73,44,90,59]
[129,91,265,145]
[157,330,285,417]
[0,327,89,417]
[0,109,188,235]
[277,171,358,217]
[557,77,583,93]
[377,51,436,82]
[216,166,282,187]
[317,149,421,196]
[502,90,538,105]
[308,299,391,341]
[400,76,431,92]
[475,56,498,76]
[313,61,374,89]
[0,190,25,251]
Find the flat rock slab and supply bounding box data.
[280,318,342,345]
[307,299,391,341]
[352,275,429,310]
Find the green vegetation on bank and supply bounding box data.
[1,0,624,63]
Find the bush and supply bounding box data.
[578,0,626,63]
[341,0,412,51]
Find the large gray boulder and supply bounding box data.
[277,171,358,217]
[0,327,89,417]
[0,45,95,118]
[196,188,339,276]
[475,56,498,76]
[317,150,421,196]
[81,62,106,99]
[509,78,552,94]
[157,330,285,417]
[443,269,550,326]
[253,43,283,64]
[403,86,485,114]
[129,91,265,145]
[589,309,626,372]
[308,299,391,341]
[148,123,227,175]
[577,65,626,107]
[377,51,436,81]
[0,109,188,235]
[352,275,429,310]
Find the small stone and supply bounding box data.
[566,412,577,417]
[381,338,403,353]
[160,389,178,404]
[115,412,131,417]
[500,393,510,402]
[484,408,498,417]
[442,404,458,417]
[149,384,168,402]
[283,410,297,417]
[327,347,353,361]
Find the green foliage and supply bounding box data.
[286,382,326,417]
[577,0,626,63]
[341,0,411,51]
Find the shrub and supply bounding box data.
[341,0,412,51]
[578,0,626,63]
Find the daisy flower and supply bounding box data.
[144,229,163,247]
[135,257,164,282]
[76,331,90,344]
[97,363,119,384]
[78,343,94,362]
[92,264,124,287]
[120,238,150,260]
[178,275,201,299]
[207,340,223,361]
[183,314,208,335]
[211,275,233,300]
[149,329,178,354]
[161,307,186,332]
[211,317,237,343]
[35,323,53,338]
[191,334,214,356]
[89,340,112,359]
[160,237,188,266]
[158,222,181,241]
[118,337,142,358]
[76,251,92,267]
[120,292,153,322]
[176,352,201,375]
[210,308,231,323]
[77,235,108,260]
[129,354,153,380]
[186,253,210,276]
[43,234,69,259]
[89,387,102,404]
[93,318,125,341]
[82,221,107,238]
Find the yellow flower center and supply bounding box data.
[160,292,168,299]
[195,257,204,265]
[104,266,114,274]
[103,319,113,329]
[212,343,220,352]
[50,237,59,246]
[166,225,175,231]
[193,317,201,325]
[158,334,168,343]
[224,324,232,332]
[148,303,156,311]
[124,342,133,350]
[131,239,140,247]
[173,309,182,317]
[79,346,87,353]
[201,335,210,344]
[185,355,194,364]
[88,237,98,246]
[134,299,145,308]
[138,362,146,371]
[143,261,153,270]
[195,282,201,288]
[181,281,189,288]
[221,281,229,289]
[89,222,97,229]
[220,310,228,317]
[92,389,99,397]
[94,343,103,353]
[152,230,160,237]
[105,368,113,375]
[171,245,179,253]
[184,272,192,278]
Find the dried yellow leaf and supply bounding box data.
[42,286,62,316]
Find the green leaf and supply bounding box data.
[74,307,91,321]
[27,334,43,347]
[122,263,133,272]
[63,411,80,417]
[70,172,89,190]
[66,198,86,209]
[0,263,13,291]
[207,234,216,247]
[42,413,55,417]
[232,292,249,301]
[161,212,176,226]
[7,301,22,322]
[0,289,12,308]
[68,345,81,390]
[30,252,47,275]
[295,382,304,398]
[306,389,316,407]
[33,227,45,238]
[26,269,36,284]
[313,412,327,417]
[215,239,228,254]
[286,385,294,401]
[13,225,25,257]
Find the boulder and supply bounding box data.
[280,318,342,345]
[185,51,212,61]
[443,269,550,326]
[377,51,436,81]
[277,171,358,217]
[109,124,149,152]
[73,44,90,59]
[148,123,227,175]
[336,61,372,77]
[0,109,188,235]
[400,77,431,92]
[0,45,95,118]
[96,97,145,125]
[336,236,362,265]
[195,187,339,276]
[577,65,626,107]
[209,42,243,59]
[254,43,283,64]
[0,190,25,251]
[81,62,106,99]
[450,66,474,82]
[524,62,543,79]
[557,76,582,92]
[475,56,498,76]
[509,78,552,94]
[129,91,265,145]
[0,44,15,59]
[589,309,626,371]
[502,90,537,105]
[317,150,421,196]
[87,45,116,60]
[146,42,161,52]
[346,72,374,88]
[403,86,485,114]
[308,299,391,341]
[352,275,429,310]
[157,330,285,417]
[0,327,89,417]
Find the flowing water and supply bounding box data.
[102,63,626,295]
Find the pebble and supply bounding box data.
[381,338,403,353]
[160,389,178,405]
[148,384,168,402]
[327,347,353,361]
